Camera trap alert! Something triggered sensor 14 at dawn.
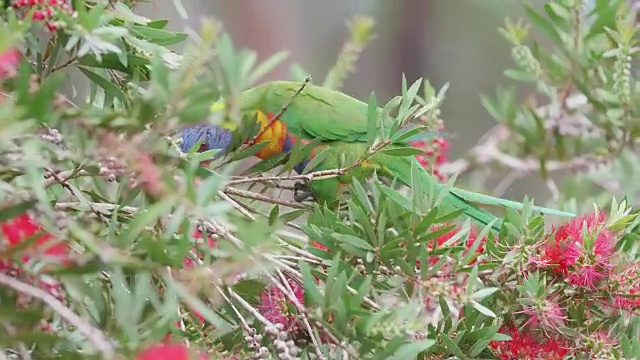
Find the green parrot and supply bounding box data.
[177,81,575,232]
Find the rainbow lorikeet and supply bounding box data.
[177,81,575,232]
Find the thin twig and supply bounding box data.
[43,168,110,189]
[224,187,309,209]
[54,202,138,214]
[227,166,358,185]
[0,273,116,359]
[272,269,325,359]
[441,125,595,176]
[46,167,110,224]
[228,287,274,326]
[217,191,257,219]
[213,284,253,332]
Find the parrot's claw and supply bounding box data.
[293,182,315,202]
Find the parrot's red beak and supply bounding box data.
[198,143,213,167]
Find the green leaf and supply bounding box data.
[242,153,288,175]
[471,301,497,318]
[469,338,492,357]
[301,147,331,174]
[165,276,228,328]
[300,262,324,306]
[391,125,432,143]
[392,339,436,359]
[377,185,413,211]
[268,205,280,226]
[366,92,378,147]
[79,53,150,74]
[525,5,564,47]
[119,197,176,243]
[332,233,374,251]
[25,71,65,122]
[130,25,187,46]
[355,179,376,212]
[79,66,127,107]
[471,287,499,301]
[283,138,321,173]
[279,209,304,223]
[586,2,620,40]
[379,147,424,157]
[147,19,169,29]
[228,141,269,162]
[351,276,372,307]
[441,333,465,357]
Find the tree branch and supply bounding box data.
[0,273,116,359]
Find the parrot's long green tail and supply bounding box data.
[449,188,576,218]
[442,188,504,232]
[379,156,576,233]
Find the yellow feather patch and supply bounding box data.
[254,111,288,159]
[210,100,238,131]
[210,100,225,113]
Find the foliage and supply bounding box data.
[1,1,640,359]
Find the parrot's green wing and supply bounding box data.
[241,81,378,142]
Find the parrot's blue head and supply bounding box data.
[177,124,233,159]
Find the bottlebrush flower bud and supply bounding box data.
[0,47,21,80]
[135,343,209,360]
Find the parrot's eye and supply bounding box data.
[198,143,208,152]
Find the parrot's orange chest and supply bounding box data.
[252,111,290,159]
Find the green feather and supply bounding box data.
[239,81,389,142]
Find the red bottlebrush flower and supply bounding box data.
[610,261,640,311]
[1,213,70,265]
[520,297,567,333]
[32,10,47,20]
[0,47,21,80]
[257,279,305,334]
[134,153,165,197]
[12,0,71,32]
[490,326,570,360]
[135,343,209,360]
[410,130,450,182]
[310,241,329,252]
[540,212,615,288]
[417,224,486,269]
[45,22,58,32]
[182,228,218,268]
[309,241,329,276]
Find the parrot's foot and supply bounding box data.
[293,182,315,202]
